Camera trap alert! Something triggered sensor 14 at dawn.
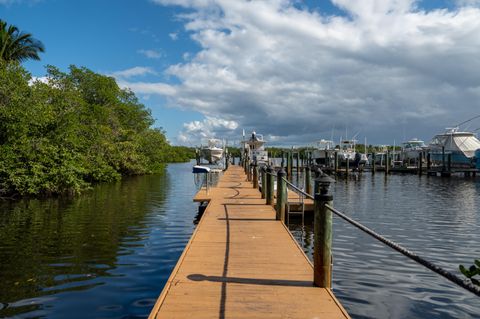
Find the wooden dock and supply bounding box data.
[149,165,349,318]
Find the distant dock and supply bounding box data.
[149,165,349,318]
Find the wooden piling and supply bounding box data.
[313,181,333,288]
[386,150,390,175]
[266,166,275,206]
[276,168,287,222]
[261,167,266,199]
[346,157,349,177]
[305,166,312,196]
[427,152,431,171]
[447,153,452,172]
[252,163,258,189]
[418,152,423,176]
[442,146,446,172]
[296,152,300,176]
[334,152,338,174]
[372,152,376,174]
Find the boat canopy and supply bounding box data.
[429,128,480,158]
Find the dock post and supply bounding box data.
[247,163,252,181]
[266,166,275,206]
[442,146,446,172]
[334,152,338,174]
[346,157,349,177]
[196,149,200,165]
[447,153,452,172]
[372,152,376,174]
[252,162,259,189]
[296,152,300,176]
[313,173,334,288]
[281,151,285,168]
[305,166,312,196]
[261,166,267,199]
[418,152,423,176]
[286,152,292,178]
[276,168,287,222]
[427,152,431,171]
[386,150,390,175]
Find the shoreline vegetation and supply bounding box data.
[0,63,194,198]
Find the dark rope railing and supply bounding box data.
[325,203,480,297]
[264,168,480,297]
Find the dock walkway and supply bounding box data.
[149,165,349,318]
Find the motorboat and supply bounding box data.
[400,138,427,165]
[242,131,268,165]
[428,127,480,167]
[312,139,335,165]
[199,139,224,164]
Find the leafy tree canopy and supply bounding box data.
[0,63,193,197]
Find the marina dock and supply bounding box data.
[149,165,349,318]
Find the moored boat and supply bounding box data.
[242,131,268,165]
[428,128,480,168]
[200,139,224,164]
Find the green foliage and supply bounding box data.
[0,20,45,63]
[0,63,192,197]
[459,260,480,286]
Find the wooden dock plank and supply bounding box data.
[149,165,349,319]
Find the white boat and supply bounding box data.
[338,140,368,166]
[312,139,335,165]
[200,139,224,164]
[428,127,480,167]
[400,138,427,165]
[242,131,268,165]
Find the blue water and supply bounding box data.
[289,172,480,318]
[0,161,479,318]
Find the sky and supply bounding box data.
[2,0,480,147]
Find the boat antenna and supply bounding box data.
[455,114,480,127]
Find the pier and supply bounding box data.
[149,165,349,318]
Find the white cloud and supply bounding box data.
[116,80,177,96]
[111,66,157,79]
[169,32,179,40]
[137,49,162,59]
[146,0,480,145]
[178,116,238,144]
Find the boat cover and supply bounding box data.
[430,133,480,158]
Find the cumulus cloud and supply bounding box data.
[138,49,162,59]
[111,66,157,78]
[145,0,480,145]
[178,116,238,144]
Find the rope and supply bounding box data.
[260,167,480,296]
[325,204,480,297]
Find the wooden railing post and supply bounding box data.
[305,166,312,196]
[313,174,334,288]
[276,168,287,221]
[247,163,252,181]
[266,166,275,206]
[261,166,267,199]
[252,162,258,189]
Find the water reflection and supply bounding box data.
[289,172,480,318]
[0,162,198,318]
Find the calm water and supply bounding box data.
[0,162,198,319]
[0,162,479,318]
[289,172,480,318]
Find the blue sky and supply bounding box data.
[2,0,480,146]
